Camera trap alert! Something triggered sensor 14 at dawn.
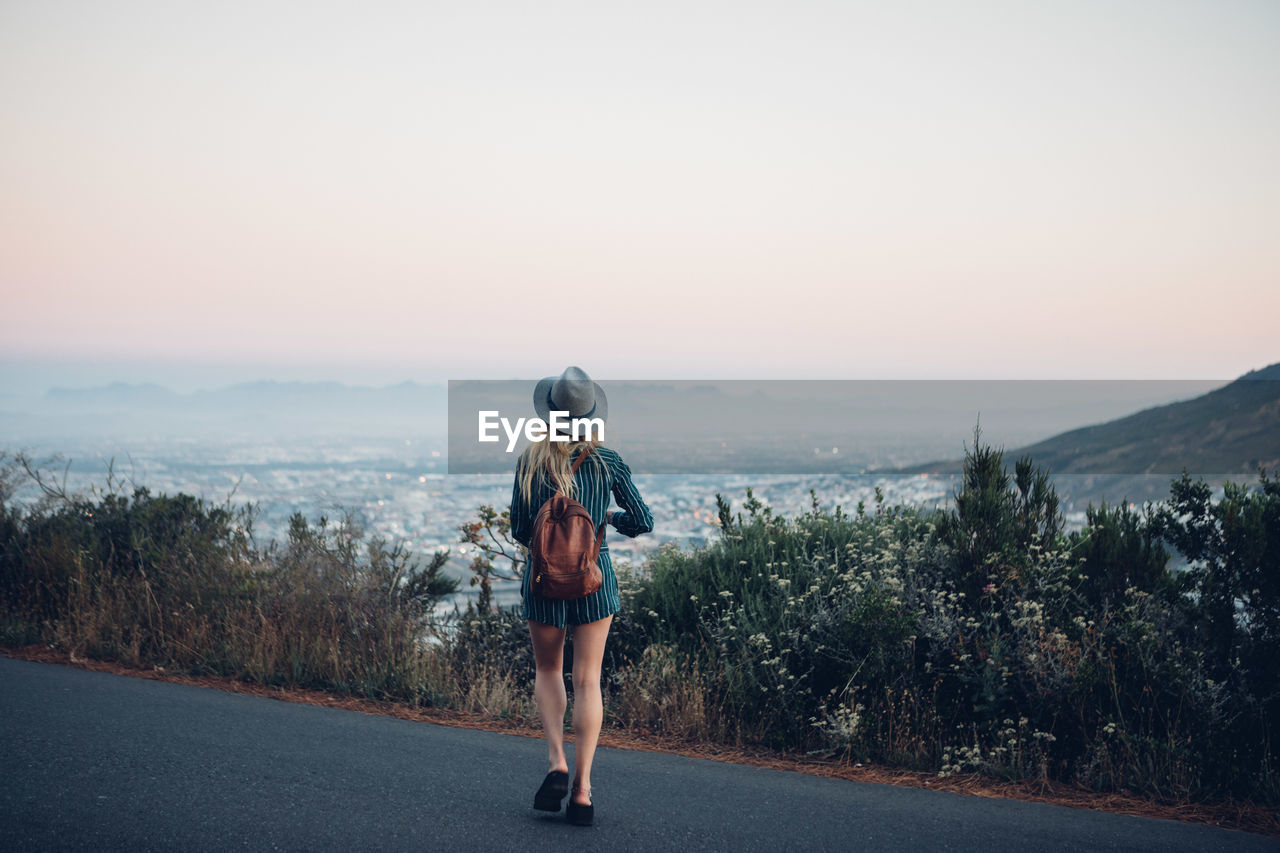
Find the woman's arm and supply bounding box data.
[608,456,653,538]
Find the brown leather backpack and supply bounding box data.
[528,445,604,600]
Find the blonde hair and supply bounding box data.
[518,435,603,504]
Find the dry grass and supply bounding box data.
[450,658,533,718]
[608,643,715,740]
[5,642,1276,839]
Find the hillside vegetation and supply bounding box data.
[2,437,1278,808]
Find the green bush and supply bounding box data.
[614,439,1277,802]
[0,451,457,703]
[631,490,939,751]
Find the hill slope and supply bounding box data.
[898,363,1280,478]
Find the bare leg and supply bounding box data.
[529,619,569,773]
[569,614,612,804]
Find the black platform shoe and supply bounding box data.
[533,770,570,812]
[565,784,593,826]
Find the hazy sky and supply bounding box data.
[1,0,1277,389]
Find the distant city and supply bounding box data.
[2,376,1243,609]
[3,433,963,609]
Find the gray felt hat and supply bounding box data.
[533,366,608,427]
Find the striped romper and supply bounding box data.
[511,444,653,628]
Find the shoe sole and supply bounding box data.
[533,795,565,812]
[533,770,569,812]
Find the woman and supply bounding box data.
[509,366,653,827]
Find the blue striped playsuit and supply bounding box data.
[511,444,653,628]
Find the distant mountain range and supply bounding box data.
[42,380,447,413]
[896,362,1280,481]
[2,380,450,442]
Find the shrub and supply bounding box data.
[0,452,457,704]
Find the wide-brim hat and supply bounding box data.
[533,366,608,429]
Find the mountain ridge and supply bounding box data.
[894,362,1280,479]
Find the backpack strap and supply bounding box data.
[546,445,595,495]
[569,444,593,474]
[570,446,606,555]
[567,446,604,551]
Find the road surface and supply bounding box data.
[1,656,1274,852]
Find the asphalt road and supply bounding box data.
[1,656,1275,852]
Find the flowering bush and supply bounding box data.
[623,444,1279,803]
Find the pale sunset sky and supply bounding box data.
[1,0,1277,391]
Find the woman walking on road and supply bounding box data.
[509,366,653,826]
